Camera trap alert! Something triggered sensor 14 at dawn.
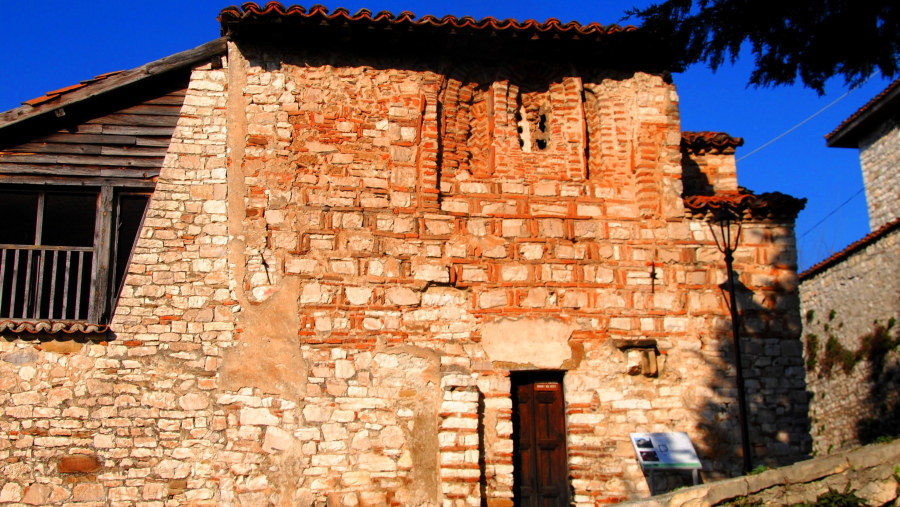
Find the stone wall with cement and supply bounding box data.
[0,42,811,506]
[800,225,900,456]
[859,117,900,230]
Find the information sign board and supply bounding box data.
[629,432,701,470]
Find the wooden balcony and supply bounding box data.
[0,245,95,322]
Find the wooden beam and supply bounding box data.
[0,153,165,167]
[38,133,139,145]
[0,174,157,188]
[0,164,161,178]
[88,186,114,323]
[100,126,176,136]
[85,113,180,127]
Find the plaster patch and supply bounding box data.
[481,318,575,368]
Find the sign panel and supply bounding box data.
[629,432,701,470]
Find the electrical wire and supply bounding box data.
[736,75,875,163]
[797,186,865,239]
[736,91,853,162]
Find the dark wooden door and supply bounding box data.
[513,372,569,507]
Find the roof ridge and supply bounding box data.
[218,2,637,36]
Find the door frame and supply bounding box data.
[510,370,570,506]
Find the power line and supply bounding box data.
[736,91,853,162]
[798,186,865,239]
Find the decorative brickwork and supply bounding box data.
[0,11,811,506]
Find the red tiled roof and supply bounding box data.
[683,190,806,220]
[826,78,900,147]
[219,3,637,39]
[0,319,109,335]
[799,216,900,281]
[681,131,744,155]
[21,71,125,107]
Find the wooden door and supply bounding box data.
[512,372,569,506]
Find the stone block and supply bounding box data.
[58,454,102,474]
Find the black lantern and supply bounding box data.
[709,207,752,475]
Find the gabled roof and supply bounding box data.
[683,190,807,220]
[799,217,900,280]
[0,38,226,134]
[826,78,900,148]
[219,3,636,38]
[681,131,744,155]
[219,3,682,70]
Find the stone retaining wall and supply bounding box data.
[800,224,900,455]
[619,439,900,506]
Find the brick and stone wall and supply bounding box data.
[859,117,900,230]
[0,42,811,506]
[800,225,900,456]
[859,119,900,231]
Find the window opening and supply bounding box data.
[516,102,551,153]
[108,192,150,317]
[0,187,149,324]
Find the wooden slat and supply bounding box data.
[144,94,188,106]
[116,103,184,116]
[0,249,6,315]
[48,250,59,320]
[0,174,158,187]
[99,146,168,157]
[100,125,176,136]
[84,113,179,127]
[10,250,20,318]
[3,143,103,155]
[135,138,173,147]
[3,145,172,158]
[39,133,138,145]
[0,153,165,167]
[0,164,161,178]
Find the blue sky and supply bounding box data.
[1,0,893,271]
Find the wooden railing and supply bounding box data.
[0,245,95,321]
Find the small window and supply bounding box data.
[0,187,148,324]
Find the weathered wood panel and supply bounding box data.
[0,86,186,183]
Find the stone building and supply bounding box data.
[800,78,900,456]
[0,4,810,505]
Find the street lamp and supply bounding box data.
[709,207,753,475]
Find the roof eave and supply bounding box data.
[0,38,227,132]
[826,79,900,148]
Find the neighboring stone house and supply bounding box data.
[0,4,810,505]
[800,78,900,456]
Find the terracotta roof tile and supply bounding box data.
[683,190,806,220]
[218,3,637,39]
[0,319,109,335]
[21,71,125,107]
[826,78,900,146]
[799,216,900,281]
[681,131,744,155]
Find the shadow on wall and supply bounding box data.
[645,268,811,495]
[856,320,900,443]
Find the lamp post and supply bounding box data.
[710,208,753,475]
